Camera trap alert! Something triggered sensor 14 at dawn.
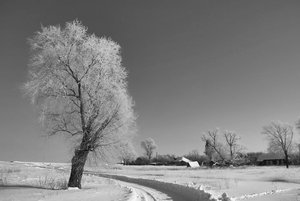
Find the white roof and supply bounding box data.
[178,157,191,163]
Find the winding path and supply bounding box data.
[120,181,163,201]
[86,171,213,201]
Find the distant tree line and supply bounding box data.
[127,121,300,167]
[122,150,300,167]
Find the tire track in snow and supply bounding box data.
[88,173,170,201]
[125,183,159,201]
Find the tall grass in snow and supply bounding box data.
[0,162,68,190]
[38,175,68,190]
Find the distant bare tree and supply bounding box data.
[141,138,157,160]
[262,121,294,168]
[23,21,136,188]
[118,142,136,165]
[223,131,240,160]
[188,149,200,158]
[202,129,225,161]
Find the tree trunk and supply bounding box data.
[284,151,289,169]
[68,149,89,188]
[230,147,233,160]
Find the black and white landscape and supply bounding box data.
[1,1,300,201]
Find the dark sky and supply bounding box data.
[1,0,300,162]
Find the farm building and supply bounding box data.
[257,153,286,166]
[176,157,200,168]
[187,161,200,168]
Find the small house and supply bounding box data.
[175,157,191,166]
[257,153,286,166]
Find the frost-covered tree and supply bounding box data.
[23,21,136,188]
[141,138,157,160]
[262,121,294,168]
[118,142,137,165]
[223,131,240,160]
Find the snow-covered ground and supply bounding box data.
[0,161,129,201]
[95,165,300,201]
[1,161,300,201]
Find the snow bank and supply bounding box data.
[93,173,231,201]
[232,189,290,200]
[124,187,140,201]
[67,187,80,190]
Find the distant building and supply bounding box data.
[176,157,200,168]
[257,153,286,166]
[187,161,200,168]
[177,157,191,163]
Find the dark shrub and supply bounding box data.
[134,157,150,165]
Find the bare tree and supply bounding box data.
[118,142,137,165]
[23,21,136,188]
[262,121,294,168]
[202,128,225,161]
[141,138,157,160]
[223,131,240,160]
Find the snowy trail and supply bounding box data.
[87,172,216,201]
[129,185,158,201]
[87,173,171,201]
[121,182,164,201]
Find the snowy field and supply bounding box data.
[0,161,300,201]
[0,161,129,201]
[96,165,300,201]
